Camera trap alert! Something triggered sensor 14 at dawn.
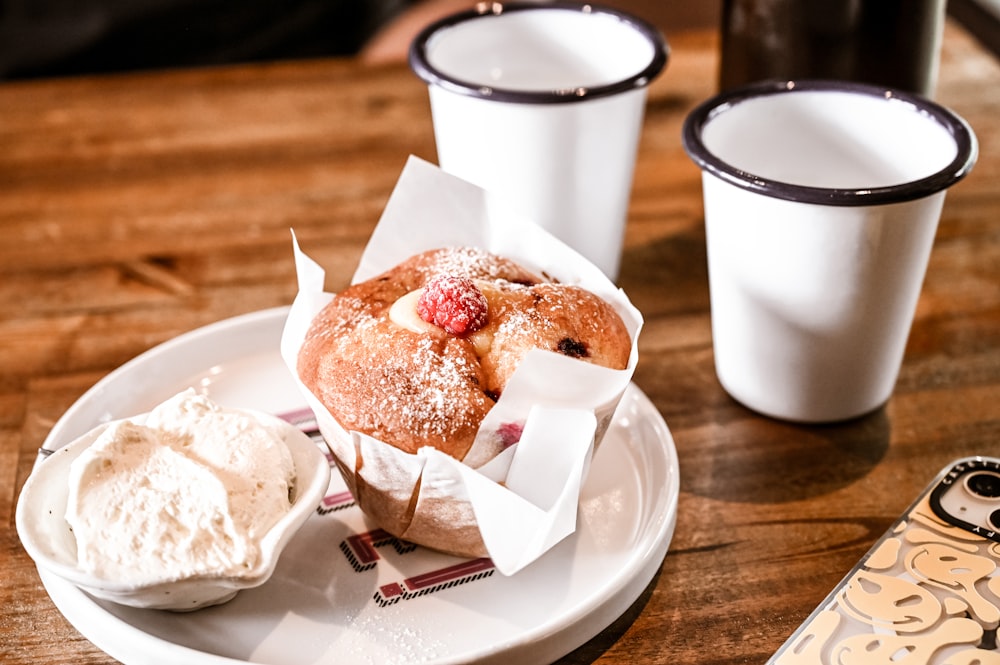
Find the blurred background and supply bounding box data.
[0,0,995,80]
[0,1,717,79]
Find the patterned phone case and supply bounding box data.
[768,456,1000,665]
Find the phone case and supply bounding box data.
[768,456,1000,665]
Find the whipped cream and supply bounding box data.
[388,288,439,336]
[65,390,296,585]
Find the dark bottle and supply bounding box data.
[718,0,946,96]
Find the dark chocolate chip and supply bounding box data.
[557,337,589,358]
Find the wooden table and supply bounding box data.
[2,21,998,665]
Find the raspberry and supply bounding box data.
[497,421,524,448]
[417,275,489,336]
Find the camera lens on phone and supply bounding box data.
[966,472,1000,499]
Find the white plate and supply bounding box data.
[32,307,679,665]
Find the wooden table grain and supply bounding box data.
[2,22,999,665]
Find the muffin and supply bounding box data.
[297,247,632,463]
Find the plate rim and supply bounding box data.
[28,307,680,665]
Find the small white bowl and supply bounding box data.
[16,410,331,611]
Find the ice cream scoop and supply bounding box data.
[16,390,330,611]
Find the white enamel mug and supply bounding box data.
[409,2,668,279]
[682,80,977,423]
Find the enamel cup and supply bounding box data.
[682,80,977,423]
[410,2,668,279]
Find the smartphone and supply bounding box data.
[767,456,1000,664]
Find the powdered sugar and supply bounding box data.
[419,247,526,282]
[377,338,482,440]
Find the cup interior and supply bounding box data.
[410,3,667,103]
[682,81,977,205]
[707,91,955,188]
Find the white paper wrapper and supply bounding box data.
[280,156,642,575]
